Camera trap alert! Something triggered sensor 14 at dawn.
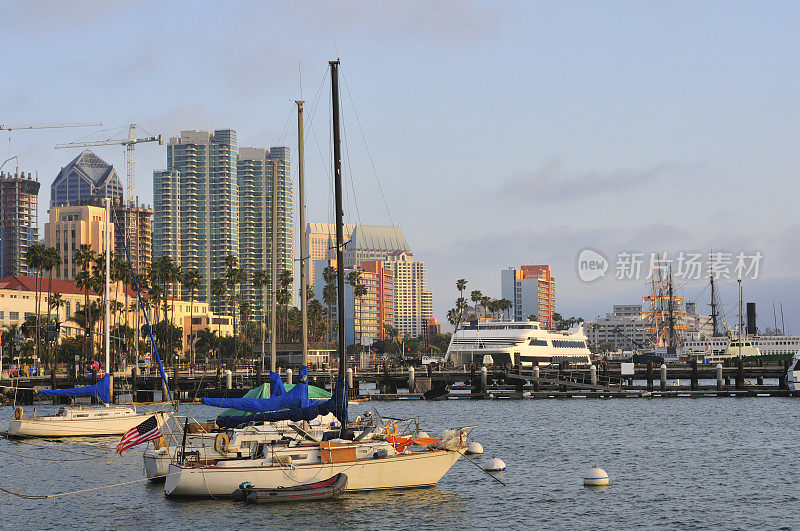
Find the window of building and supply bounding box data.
[9,312,18,320]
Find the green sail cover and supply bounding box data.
[217,382,331,417]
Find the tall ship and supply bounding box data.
[445,320,591,367]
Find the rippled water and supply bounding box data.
[1,397,798,530]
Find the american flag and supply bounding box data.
[116,415,162,454]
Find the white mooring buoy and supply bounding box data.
[583,467,610,487]
[466,441,484,455]
[484,457,507,471]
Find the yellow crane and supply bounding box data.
[54,123,163,205]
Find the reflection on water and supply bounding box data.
[1,398,800,529]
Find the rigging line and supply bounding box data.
[340,96,362,227]
[340,69,395,227]
[275,105,295,148]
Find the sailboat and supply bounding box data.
[164,60,469,497]
[7,198,172,437]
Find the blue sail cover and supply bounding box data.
[270,371,286,397]
[215,377,348,429]
[299,365,308,382]
[202,379,311,412]
[39,374,111,404]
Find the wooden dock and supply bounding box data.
[5,359,796,404]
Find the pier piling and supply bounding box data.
[691,360,698,390]
[660,364,667,391]
[716,364,723,391]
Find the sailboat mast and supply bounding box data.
[270,150,278,372]
[330,59,348,438]
[296,99,308,366]
[738,278,743,358]
[105,198,111,376]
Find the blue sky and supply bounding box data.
[3,1,800,332]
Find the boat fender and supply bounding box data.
[13,407,22,420]
[215,432,230,453]
[373,449,389,459]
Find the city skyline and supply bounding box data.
[3,2,800,331]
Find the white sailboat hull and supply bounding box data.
[164,448,463,497]
[7,409,162,438]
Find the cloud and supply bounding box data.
[495,159,703,202]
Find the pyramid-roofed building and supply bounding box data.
[343,224,411,268]
[50,149,124,208]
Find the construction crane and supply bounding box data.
[54,124,164,205]
[0,121,102,131]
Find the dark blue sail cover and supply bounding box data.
[214,377,348,429]
[39,374,111,404]
[299,365,308,382]
[202,378,311,412]
[270,371,286,397]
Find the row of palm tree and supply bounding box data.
[446,278,513,329]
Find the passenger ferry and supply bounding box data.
[445,320,591,367]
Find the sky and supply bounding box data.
[2,0,800,333]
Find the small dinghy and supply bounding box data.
[231,474,348,503]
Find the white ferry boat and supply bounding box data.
[684,334,798,361]
[445,320,591,367]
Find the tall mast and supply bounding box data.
[738,278,743,358]
[270,156,278,372]
[105,198,111,375]
[296,100,308,366]
[330,59,348,439]
[709,269,719,336]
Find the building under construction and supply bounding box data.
[0,170,39,278]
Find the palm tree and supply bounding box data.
[252,270,267,365]
[41,246,62,369]
[74,243,95,358]
[456,278,467,306]
[182,268,201,371]
[498,298,512,320]
[470,290,482,319]
[447,308,460,328]
[225,256,245,360]
[481,296,491,320]
[25,243,46,364]
[346,270,363,349]
[49,292,64,363]
[238,301,251,364]
[210,278,227,366]
[278,269,293,342]
[322,266,337,341]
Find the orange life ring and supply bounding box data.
[386,422,399,437]
[13,407,22,420]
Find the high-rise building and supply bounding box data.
[0,171,39,278]
[153,130,239,314]
[312,258,394,347]
[238,146,292,316]
[501,265,556,329]
[111,201,152,276]
[50,150,124,208]
[305,222,355,289]
[44,204,114,280]
[383,251,432,338]
[343,225,411,268]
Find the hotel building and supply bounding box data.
[501,264,556,329]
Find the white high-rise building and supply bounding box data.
[383,251,432,338]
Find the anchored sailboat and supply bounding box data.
[164,60,470,497]
[7,198,173,437]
